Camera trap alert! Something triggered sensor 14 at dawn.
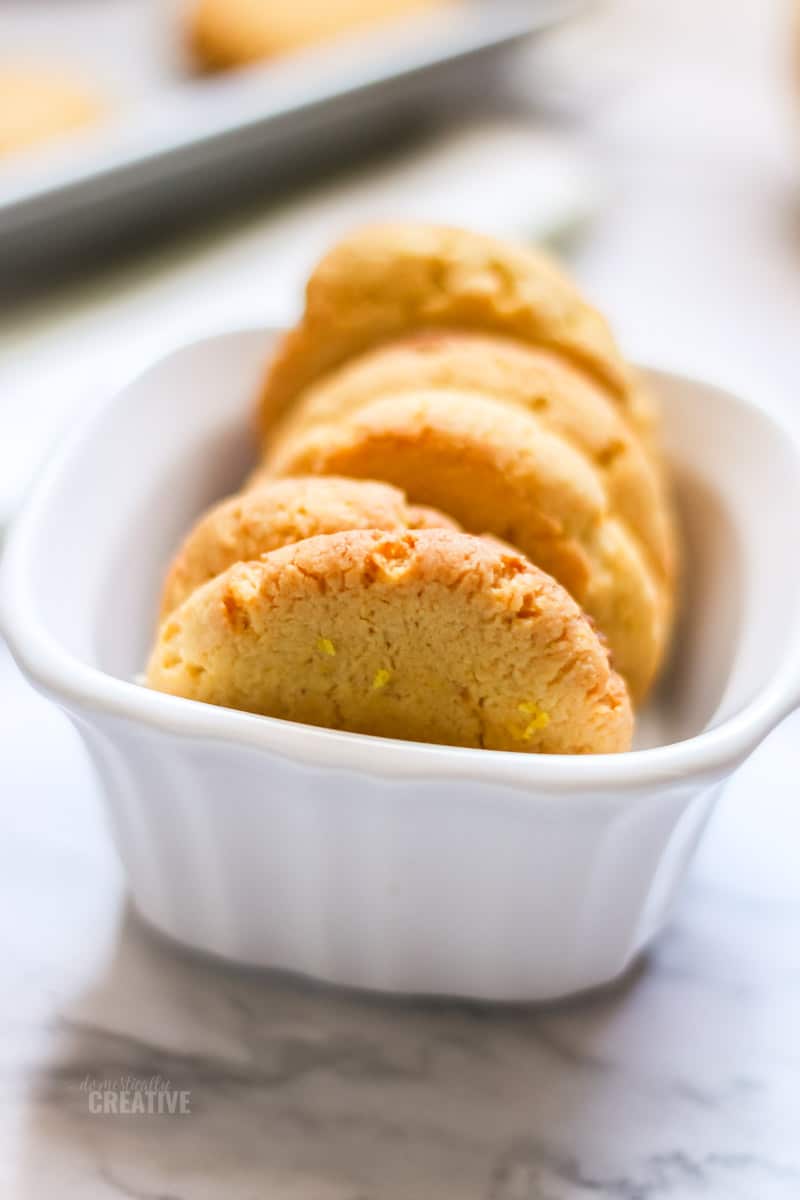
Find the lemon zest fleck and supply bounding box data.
[517,701,550,738]
[316,637,336,657]
[372,668,392,691]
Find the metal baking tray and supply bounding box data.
[0,0,578,265]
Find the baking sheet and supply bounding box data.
[0,0,579,260]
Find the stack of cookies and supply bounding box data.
[147,224,678,754]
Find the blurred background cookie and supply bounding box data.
[188,0,455,71]
[0,65,102,156]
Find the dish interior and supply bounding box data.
[17,330,800,752]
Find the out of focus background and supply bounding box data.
[2,0,797,518]
[2,1,800,1196]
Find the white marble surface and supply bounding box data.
[2,0,800,1195]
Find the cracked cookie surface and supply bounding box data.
[266,389,666,701]
[147,529,633,754]
[264,330,677,582]
[158,475,455,620]
[257,223,647,441]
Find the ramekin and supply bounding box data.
[2,328,799,1002]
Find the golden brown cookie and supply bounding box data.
[159,475,456,620]
[265,331,677,582]
[0,68,101,156]
[147,529,633,754]
[266,389,667,701]
[189,0,452,71]
[257,223,641,441]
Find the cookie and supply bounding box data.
[147,529,633,754]
[189,0,451,71]
[265,331,677,581]
[266,389,667,701]
[159,475,456,619]
[0,68,101,156]
[257,223,642,441]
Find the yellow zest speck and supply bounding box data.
[316,637,336,657]
[372,668,392,691]
[518,701,550,739]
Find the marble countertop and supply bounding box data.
[2,1,800,1195]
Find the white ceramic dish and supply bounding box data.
[2,328,799,1002]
